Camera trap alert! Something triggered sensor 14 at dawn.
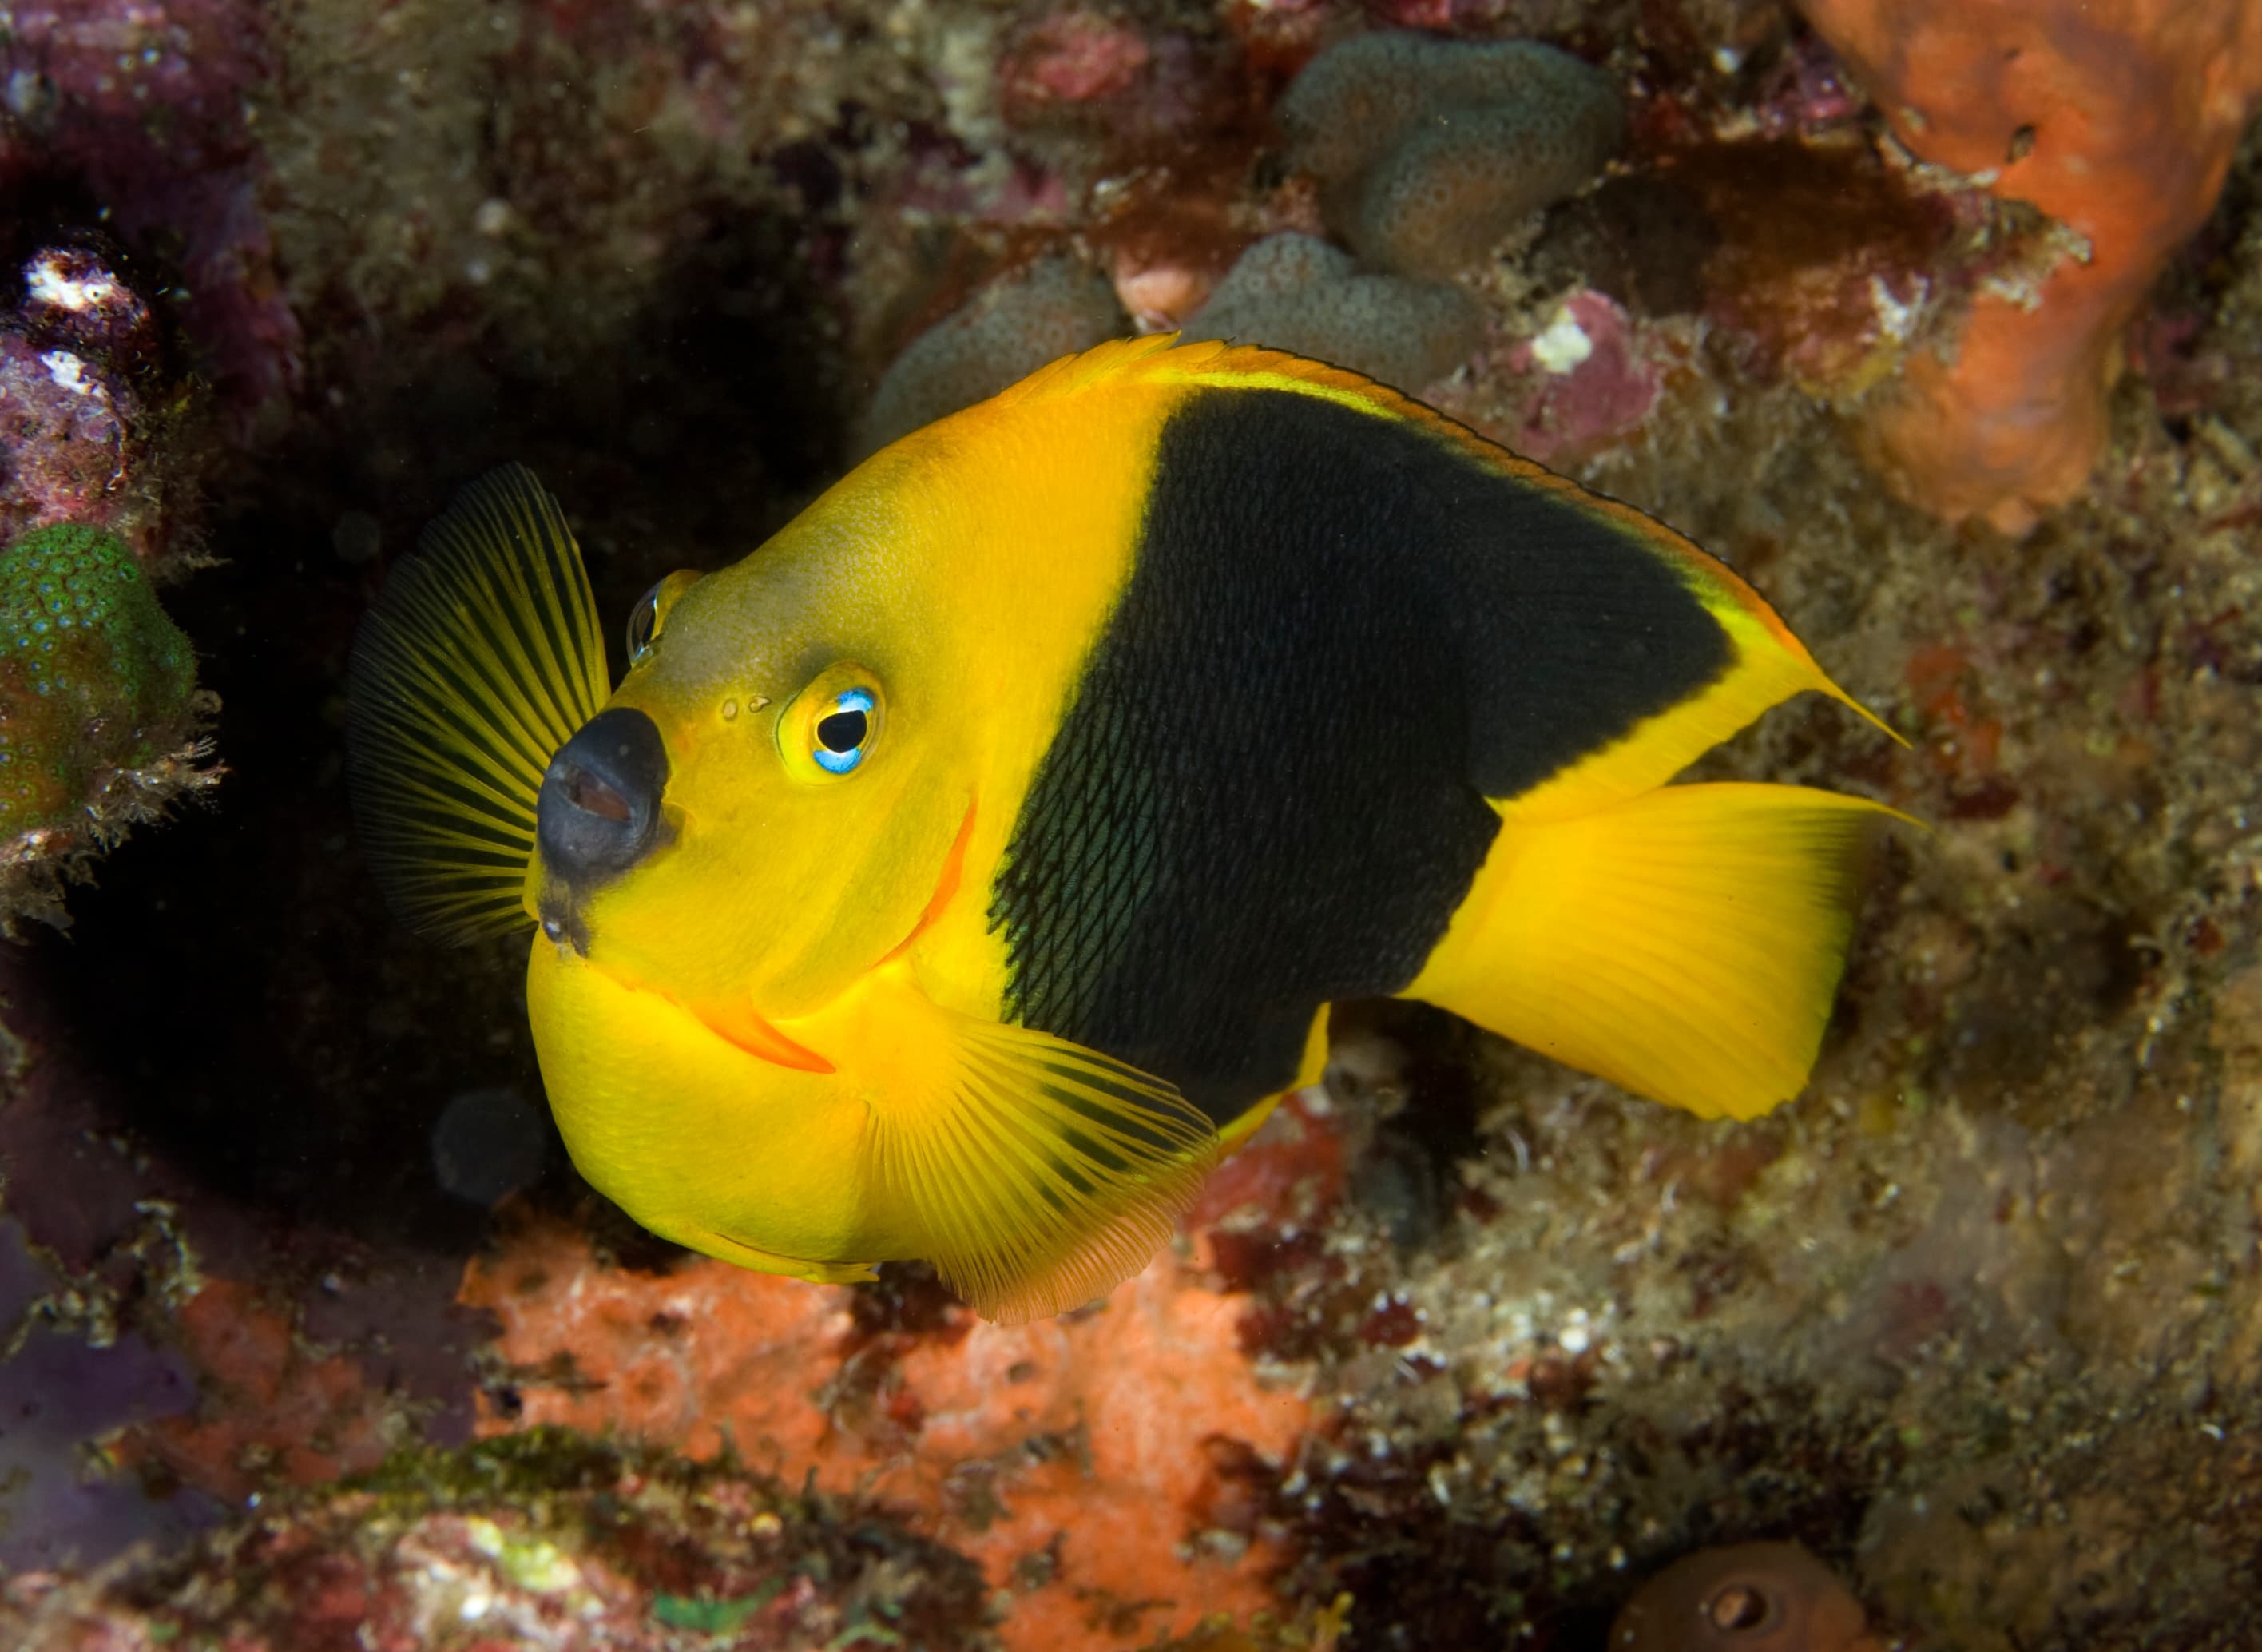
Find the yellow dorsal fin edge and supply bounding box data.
[1005,338,1902,752]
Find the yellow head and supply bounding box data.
[514,357,1184,1282]
[534,480,972,1020]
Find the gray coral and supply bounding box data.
[1181,232,1483,390]
[1278,33,1625,280]
[857,256,1126,455]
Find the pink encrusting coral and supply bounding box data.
[0,336,132,543]
[1495,289,1670,463]
[0,248,185,568]
[1797,0,2262,531]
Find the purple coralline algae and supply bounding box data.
[0,245,205,574]
[1495,288,1669,463]
[0,3,298,423]
[0,1219,210,1574]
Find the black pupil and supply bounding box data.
[816,709,867,753]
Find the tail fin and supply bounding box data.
[1407,783,1902,1120]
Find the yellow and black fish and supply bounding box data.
[348,337,1899,1323]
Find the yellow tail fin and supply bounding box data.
[1405,784,1900,1120]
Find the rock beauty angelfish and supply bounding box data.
[347,336,1901,1324]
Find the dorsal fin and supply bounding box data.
[999,336,1897,818]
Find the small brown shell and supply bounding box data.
[1607,1542,1885,1652]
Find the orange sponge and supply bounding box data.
[461,1218,1310,1650]
[1800,0,2262,531]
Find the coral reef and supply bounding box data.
[0,239,220,924]
[5,2,2262,1649]
[1798,0,2262,531]
[0,248,199,572]
[0,5,296,423]
[1180,234,1482,392]
[855,255,1125,455]
[0,522,209,930]
[1276,33,1625,280]
[0,526,196,830]
[0,1433,994,1651]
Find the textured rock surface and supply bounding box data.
[0,1434,996,1652]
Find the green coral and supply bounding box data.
[0,523,196,837]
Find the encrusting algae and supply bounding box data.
[0,521,207,928]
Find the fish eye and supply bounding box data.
[781,665,883,782]
[625,570,700,666]
[812,689,875,774]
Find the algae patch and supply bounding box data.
[0,523,212,929]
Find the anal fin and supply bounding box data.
[1407,784,1903,1120]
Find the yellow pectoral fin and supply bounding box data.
[1411,782,1907,1121]
[835,971,1221,1324]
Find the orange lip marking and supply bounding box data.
[687,995,836,1074]
[879,796,978,966]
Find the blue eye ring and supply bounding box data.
[812,687,875,774]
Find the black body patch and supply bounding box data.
[990,387,1731,1118]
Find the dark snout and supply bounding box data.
[538,707,669,888]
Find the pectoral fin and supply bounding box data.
[347,465,611,943]
[846,973,1220,1324]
